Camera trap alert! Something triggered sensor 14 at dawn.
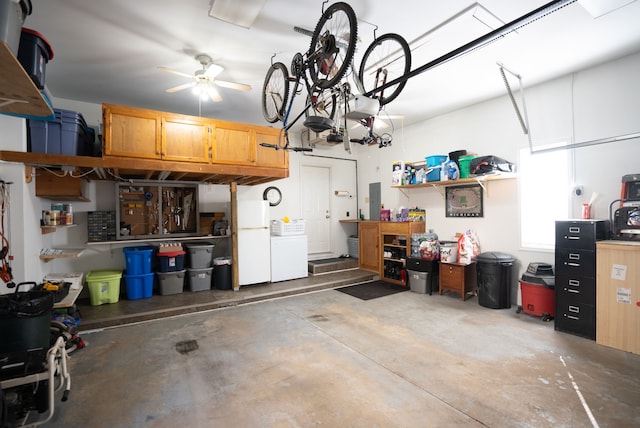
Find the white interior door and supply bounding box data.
[300,165,331,255]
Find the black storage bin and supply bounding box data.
[0,282,54,354]
[406,258,439,294]
[476,252,516,309]
[17,27,54,89]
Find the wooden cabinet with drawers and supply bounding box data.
[439,262,477,301]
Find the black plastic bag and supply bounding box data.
[470,155,516,175]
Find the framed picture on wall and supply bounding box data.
[445,184,484,217]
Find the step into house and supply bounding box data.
[308,257,360,275]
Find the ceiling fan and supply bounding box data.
[158,54,251,102]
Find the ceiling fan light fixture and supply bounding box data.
[208,0,268,29]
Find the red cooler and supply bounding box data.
[518,263,555,321]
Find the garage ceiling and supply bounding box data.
[23,0,640,131]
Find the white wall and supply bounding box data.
[1,116,41,293]
[356,51,640,296]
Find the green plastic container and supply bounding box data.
[458,155,477,179]
[86,269,122,306]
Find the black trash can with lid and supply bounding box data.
[476,252,516,309]
[214,257,232,290]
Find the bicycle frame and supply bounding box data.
[264,37,341,152]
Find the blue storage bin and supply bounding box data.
[123,246,154,275]
[27,108,91,156]
[124,272,154,300]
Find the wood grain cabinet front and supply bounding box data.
[255,130,287,168]
[102,103,289,172]
[212,120,254,165]
[439,262,477,301]
[103,103,161,159]
[358,221,380,273]
[161,115,211,163]
[596,241,640,355]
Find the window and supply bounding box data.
[519,146,571,250]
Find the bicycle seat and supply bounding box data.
[303,116,334,133]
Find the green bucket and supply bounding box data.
[458,155,476,179]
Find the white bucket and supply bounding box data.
[440,241,458,263]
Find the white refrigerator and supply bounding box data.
[237,200,271,286]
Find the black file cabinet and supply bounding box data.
[554,220,609,339]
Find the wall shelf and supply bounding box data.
[40,248,85,262]
[0,41,53,117]
[392,173,516,189]
[85,234,227,246]
[41,224,77,235]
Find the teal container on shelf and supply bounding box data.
[426,155,447,182]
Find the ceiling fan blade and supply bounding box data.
[157,66,194,79]
[204,63,224,78]
[206,85,223,102]
[166,82,197,93]
[215,80,252,91]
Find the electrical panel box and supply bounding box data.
[116,181,199,240]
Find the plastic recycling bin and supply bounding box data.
[476,252,516,309]
[406,258,439,294]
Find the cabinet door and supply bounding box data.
[161,115,211,163]
[255,130,287,168]
[212,121,255,165]
[359,222,379,272]
[440,263,464,288]
[103,104,161,159]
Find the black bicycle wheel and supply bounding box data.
[358,33,411,106]
[262,62,289,123]
[308,2,357,90]
[304,88,337,120]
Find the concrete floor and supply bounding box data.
[44,286,639,427]
[76,266,375,330]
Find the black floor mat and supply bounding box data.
[335,281,408,300]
